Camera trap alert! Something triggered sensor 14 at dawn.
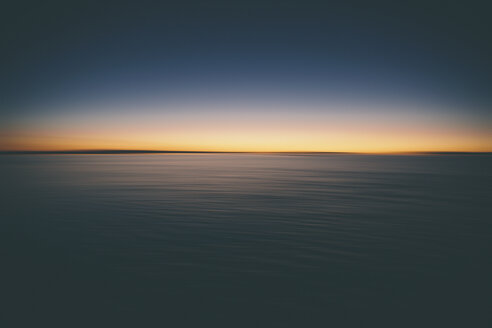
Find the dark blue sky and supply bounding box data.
[1,0,491,151]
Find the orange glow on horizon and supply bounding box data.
[2,103,491,153]
[2,118,491,153]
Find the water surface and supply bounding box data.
[1,154,491,327]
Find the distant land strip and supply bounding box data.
[0,150,491,155]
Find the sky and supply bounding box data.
[1,0,491,152]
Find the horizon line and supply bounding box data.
[1,150,491,156]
